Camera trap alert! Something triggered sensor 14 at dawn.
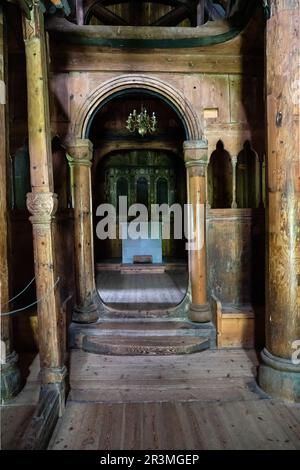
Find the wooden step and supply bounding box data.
[69,320,215,349]
[120,265,165,274]
[95,262,187,273]
[82,335,210,356]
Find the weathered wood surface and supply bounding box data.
[1,405,36,450]
[0,3,21,402]
[19,387,61,450]
[213,298,256,348]
[184,142,211,322]
[96,271,187,308]
[265,0,300,360]
[82,335,209,356]
[0,4,11,352]
[1,353,63,450]
[1,354,40,449]
[67,139,98,323]
[50,49,263,75]
[207,208,265,306]
[49,400,300,450]
[48,349,300,450]
[22,5,66,386]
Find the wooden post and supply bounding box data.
[184,140,211,322]
[22,5,66,400]
[258,0,300,402]
[67,139,98,323]
[0,3,20,403]
[231,155,237,208]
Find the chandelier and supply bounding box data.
[126,108,157,137]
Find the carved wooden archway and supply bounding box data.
[73,74,202,141]
[69,74,211,323]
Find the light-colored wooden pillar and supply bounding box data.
[231,155,238,208]
[184,140,211,323]
[23,5,66,399]
[0,3,20,403]
[258,0,300,402]
[67,139,98,323]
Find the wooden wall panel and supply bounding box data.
[200,74,230,124]
[207,209,265,306]
[229,75,264,127]
[50,73,70,123]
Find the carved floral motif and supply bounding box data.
[26,192,58,220]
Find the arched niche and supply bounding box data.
[207,140,232,208]
[156,177,169,205]
[136,176,149,209]
[236,140,258,209]
[116,176,129,213]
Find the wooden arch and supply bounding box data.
[73,74,203,142]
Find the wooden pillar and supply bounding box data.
[184,140,211,322]
[0,3,20,403]
[22,5,66,398]
[67,139,98,323]
[231,155,238,208]
[258,0,300,402]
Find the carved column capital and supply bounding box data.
[183,139,208,150]
[22,2,44,42]
[26,192,58,223]
[183,139,209,166]
[66,139,93,168]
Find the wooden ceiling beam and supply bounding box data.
[151,6,189,27]
[89,4,129,25]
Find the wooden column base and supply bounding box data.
[20,383,64,450]
[188,302,212,323]
[0,351,21,403]
[72,297,99,324]
[258,348,300,403]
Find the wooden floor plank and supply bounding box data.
[1,405,36,450]
[97,271,187,310]
[1,354,40,450]
[49,349,300,450]
[123,403,142,450]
